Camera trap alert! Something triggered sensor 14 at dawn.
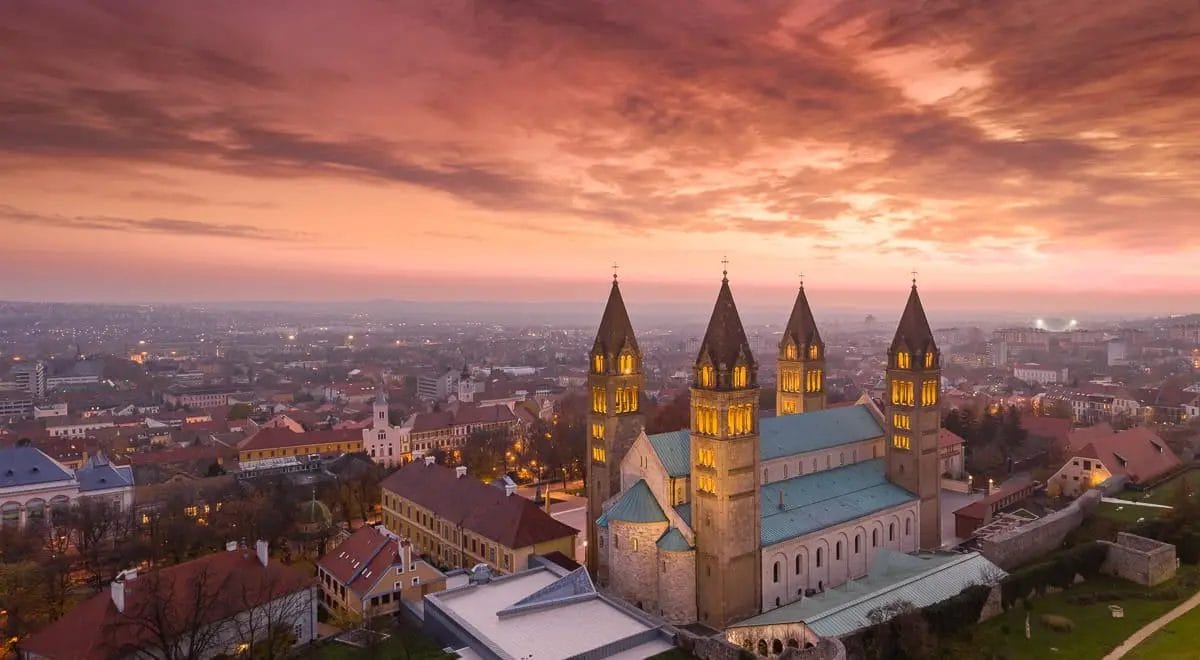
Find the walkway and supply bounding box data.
[1102,589,1200,659]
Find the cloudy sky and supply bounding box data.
[2,0,1198,313]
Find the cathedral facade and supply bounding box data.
[588,272,943,631]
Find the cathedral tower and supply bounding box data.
[587,274,645,578]
[884,281,942,550]
[690,269,762,628]
[776,283,825,415]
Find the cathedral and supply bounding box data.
[586,269,944,632]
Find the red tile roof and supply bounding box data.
[381,462,576,549]
[239,427,360,451]
[1065,426,1181,484]
[20,549,311,660]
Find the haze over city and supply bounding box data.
[2,1,1199,314]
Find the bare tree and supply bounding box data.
[106,563,229,660]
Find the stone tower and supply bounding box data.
[587,274,645,579]
[776,283,825,415]
[884,282,942,550]
[690,270,762,629]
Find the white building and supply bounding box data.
[0,447,134,528]
[362,390,410,467]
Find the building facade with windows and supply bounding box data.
[380,459,576,575]
[592,276,949,631]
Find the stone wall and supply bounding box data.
[608,519,667,612]
[658,548,697,624]
[980,489,1101,569]
[1100,532,1177,586]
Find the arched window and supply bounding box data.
[816,547,823,567]
[773,561,780,583]
[889,522,896,541]
[835,541,842,561]
[795,554,802,575]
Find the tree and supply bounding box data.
[107,564,228,660]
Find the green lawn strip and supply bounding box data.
[941,567,1200,660]
[1125,598,1200,660]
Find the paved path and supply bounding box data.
[1102,589,1200,659]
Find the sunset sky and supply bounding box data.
[2,1,1199,314]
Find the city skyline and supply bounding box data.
[3,1,1199,311]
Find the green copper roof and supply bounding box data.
[759,405,883,461]
[643,404,885,474]
[656,527,692,552]
[760,459,916,546]
[648,430,691,478]
[730,550,1005,636]
[596,479,666,528]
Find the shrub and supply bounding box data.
[1040,614,1075,632]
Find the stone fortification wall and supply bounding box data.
[1100,532,1177,586]
[980,489,1101,569]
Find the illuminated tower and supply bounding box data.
[586,273,645,579]
[690,267,762,628]
[884,281,942,550]
[776,282,825,415]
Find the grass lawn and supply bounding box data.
[1135,470,1200,506]
[1125,600,1200,660]
[1096,502,1167,525]
[942,566,1200,660]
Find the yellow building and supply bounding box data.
[237,428,363,466]
[381,459,577,575]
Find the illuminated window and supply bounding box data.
[922,381,939,406]
[892,434,910,450]
[924,351,935,368]
[808,344,820,360]
[897,351,911,369]
[592,354,605,374]
[699,365,715,388]
[732,365,749,388]
[698,447,716,468]
[892,413,910,430]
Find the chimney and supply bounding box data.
[226,540,238,552]
[255,539,269,567]
[424,454,435,466]
[455,465,467,479]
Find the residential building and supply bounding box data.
[1,447,134,528]
[237,428,363,471]
[18,541,316,660]
[1013,363,1069,385]
[381,459,577,575]
[406,404,518,457]
[423,562,676,660]
[316,525,445,617]
[1048,425,1182,498]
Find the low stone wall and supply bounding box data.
[1100,532,1177,586]
[980,489,1101,569]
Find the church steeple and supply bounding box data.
[587,272,645,581]
[690,268,761,628]
[776,283,825,415]
[884,281,941,550]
